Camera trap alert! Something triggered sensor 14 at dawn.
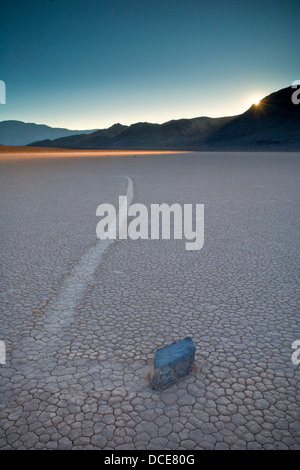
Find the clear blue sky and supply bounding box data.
[0,0,299,129]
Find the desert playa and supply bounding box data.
[0,151,299,449]
[0,145,187,160]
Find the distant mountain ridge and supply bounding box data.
[34,116,237,150]
[4,86,300,150]
[35,123,130,149]
[203,87,300,150]
[30,86,300,150]
[0,120,98,146]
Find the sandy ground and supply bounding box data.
[0,151,299,450]
[0,145,187,160]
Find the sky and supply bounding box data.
[0,0,299,129]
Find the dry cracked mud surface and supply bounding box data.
[0,152,299,449]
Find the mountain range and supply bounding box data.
[1,86,299,150]
[0,120,97,146]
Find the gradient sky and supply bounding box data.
[0,0,299,129]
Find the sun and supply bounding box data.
[253,96,262,106]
